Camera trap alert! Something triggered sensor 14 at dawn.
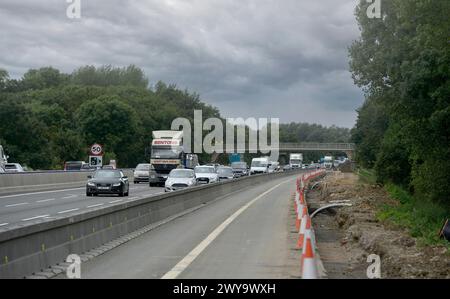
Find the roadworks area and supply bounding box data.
[306,171,450,279]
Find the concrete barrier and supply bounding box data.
[0,170,302,278]
[0,170,134,196]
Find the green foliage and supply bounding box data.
[71,65,149,88]
[0,65,218,169]
[377,183,449,247]
[350,0,450,205]
[0,64,361,169]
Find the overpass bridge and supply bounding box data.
[226,142,356,159]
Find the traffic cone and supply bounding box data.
[295,202,304,231]
[296,207,308,248]
[301,237,318,279]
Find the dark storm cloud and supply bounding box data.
[0,0,364,127]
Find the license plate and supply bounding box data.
[98,187,109,190]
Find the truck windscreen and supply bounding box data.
[151,147,181,159]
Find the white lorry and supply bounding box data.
[149,131,198,187]
[250,157,270,175]
[289,153,303,169]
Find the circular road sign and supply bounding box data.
[90,143,103,156]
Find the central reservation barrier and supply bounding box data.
[0,169,304,278]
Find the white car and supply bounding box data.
[165,169,197,192]
[133,163,151,184]
[194,166,219,184]
[4,163,25,173]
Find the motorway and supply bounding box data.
[0,183,164,230]
[53,174,300,279]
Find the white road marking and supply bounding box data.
[87,204,104,208]
[57,208,79,214]
[22,215,49,221]
[0,188,84,199]
[36,198,56,203]
[161,179,290,279]
[61,194,77,199]
[109,199,123,204]
[0,223,9,227]
[5,202,29,207]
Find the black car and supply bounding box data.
[86,169,130,197]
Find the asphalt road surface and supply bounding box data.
[54,174,300,279]
[0,183,164,230]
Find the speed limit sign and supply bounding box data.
[90,143,103,156]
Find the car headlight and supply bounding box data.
[87,182,95,187]
[113,183,121,187]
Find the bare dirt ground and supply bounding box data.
[306,171,450,279]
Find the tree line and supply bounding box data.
[349,0,449,205]
[0,65,351,169]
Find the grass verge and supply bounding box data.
[358,168,449,248]
[377,183,449,248]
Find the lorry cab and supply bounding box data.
[289,153,303,169]
[250,157,270,175]
[149,131,198,187]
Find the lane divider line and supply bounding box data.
[109,199,123,204]
[36,198,56,203]
[57,208,79,214]
[22,215,49,222]
[161,179,291,279]
[5,202,29,208]
[87,204,104,208]
[61,195,77,199]
[0,223,8,227]
[0,188,84,199]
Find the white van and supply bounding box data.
[250,157,270,175]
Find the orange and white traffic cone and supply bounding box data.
[301,236,318,279]
[296,207,308,248]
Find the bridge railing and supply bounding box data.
[227,143,356,152]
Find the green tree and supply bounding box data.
[75,95,140,167]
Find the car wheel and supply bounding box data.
[86,192,91,197]
[149,182,155,187]
[93,193,98,197]
[134,181,137,184]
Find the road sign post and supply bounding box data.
[89,144,103,168]
[89,156,103,168]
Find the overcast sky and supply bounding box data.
[0,0,364,128]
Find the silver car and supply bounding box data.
[133,163,151,184]
[165,169,197,192]
[194,166,219,184]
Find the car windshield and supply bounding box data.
[170,170,194,178]
[5,164,17,169]
[195,167,216,174]
[231,162,246,169]
[218,168,233,176]
[136,164,150,171]
[94,170,121,178]
[251,161,267,167]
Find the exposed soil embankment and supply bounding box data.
[307,172,450,279]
